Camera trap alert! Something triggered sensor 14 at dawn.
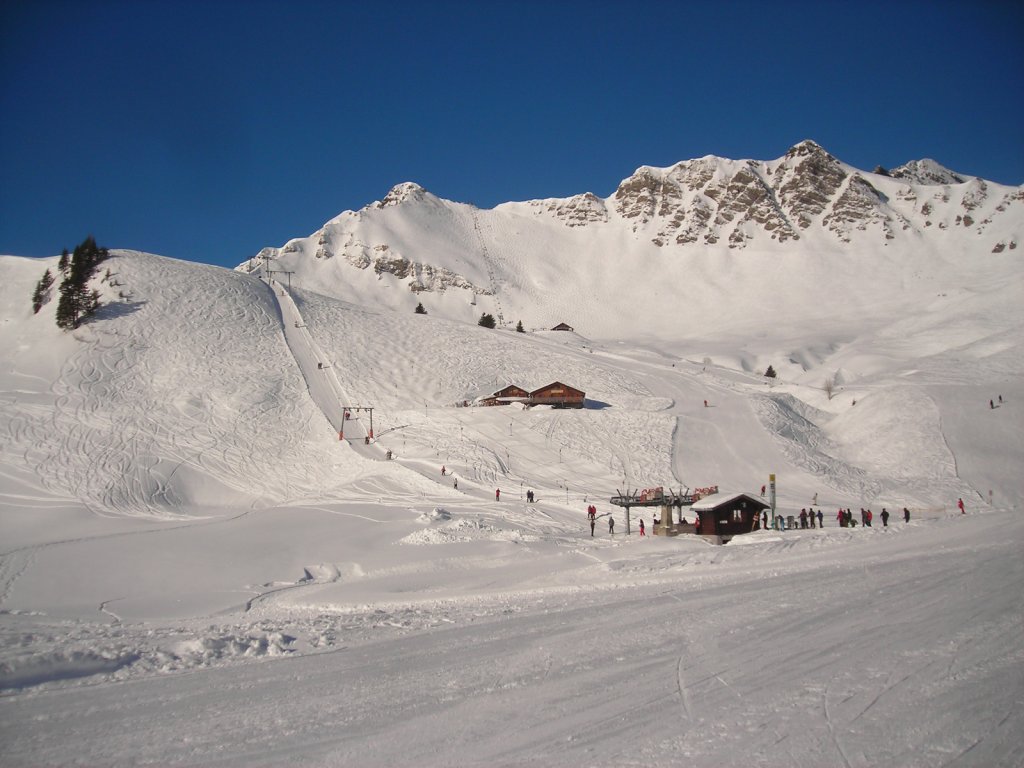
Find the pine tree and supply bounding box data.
[31,268,55,314]
[478,312,496,329]
[55,236,109,330]
[414,302,427,315]
[57,248,69,275]
[764,365,777,379]
[516,320,524,333]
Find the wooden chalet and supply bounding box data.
[479,384,531,407]
[550,322,574,332]
[689,492,769,543]
[530,381,585,409]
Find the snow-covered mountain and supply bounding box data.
[2,142,1023,766]
[245,140,1022,340]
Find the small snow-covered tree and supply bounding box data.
[824,376,835,400]
[478,313,496,329]
[414,302,427,315]
[764,364,777,379]
[31,268,55,313]
[516,320,524,333]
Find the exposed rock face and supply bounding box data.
[774,140,849,230]
[889,159,967,186]
[535,192,608,226]
[373,182,428,209]
[601,140,1021,250]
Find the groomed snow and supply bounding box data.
[1,245,1022,766]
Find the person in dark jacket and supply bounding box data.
[881,508,890,526]
[904,507,911,523]
[817,509,824,527]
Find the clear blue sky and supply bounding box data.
[2,0,1022,268]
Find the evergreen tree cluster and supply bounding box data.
[764,364,777,378]
[51,236,110,330]
[478,312,496,328]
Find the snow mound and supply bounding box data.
[0,648,140,690]
[417,507,452,523]
[164,631,296,666]
[400,517,538,545]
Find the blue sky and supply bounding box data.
[2,0,1022,269]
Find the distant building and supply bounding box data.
[476,381,586,408]
[480,384,531,407]
[550,322,574,332]
[529,381,585,409]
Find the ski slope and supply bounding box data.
[1,249,1022,766]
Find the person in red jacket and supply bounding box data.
[958,497,965,514]
[638,519,646,536]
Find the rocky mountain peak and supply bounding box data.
[373,182,428,209]
[784,139,832,162]
[889,159,967,186]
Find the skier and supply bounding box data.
[760,484,766,497]
[799,509,808,529]
[817,509,824,528]
[762,511,768,529]
[903,507,911,523]
[958,497,965,514]
[441,465,446,476]
[990,400,995,409]
[866,509,873,527]
[639,519,646,536]
[704,399,708,408]
[809,508,816,529]
[526,489,534,503]
[881,508,890,526]
[837,508,845,527]
[496,488,501,502]
[609,516,615,535]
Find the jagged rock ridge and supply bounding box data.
[247,141,1021,302]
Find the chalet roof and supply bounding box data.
[530,381,584,395]
[690,492,769,511]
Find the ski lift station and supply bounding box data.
[609,487,768,544]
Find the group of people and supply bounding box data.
[798,508,824,528]
[833,506,911,528]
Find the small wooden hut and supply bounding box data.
[480,384,531,407]
[690,493,769,543]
